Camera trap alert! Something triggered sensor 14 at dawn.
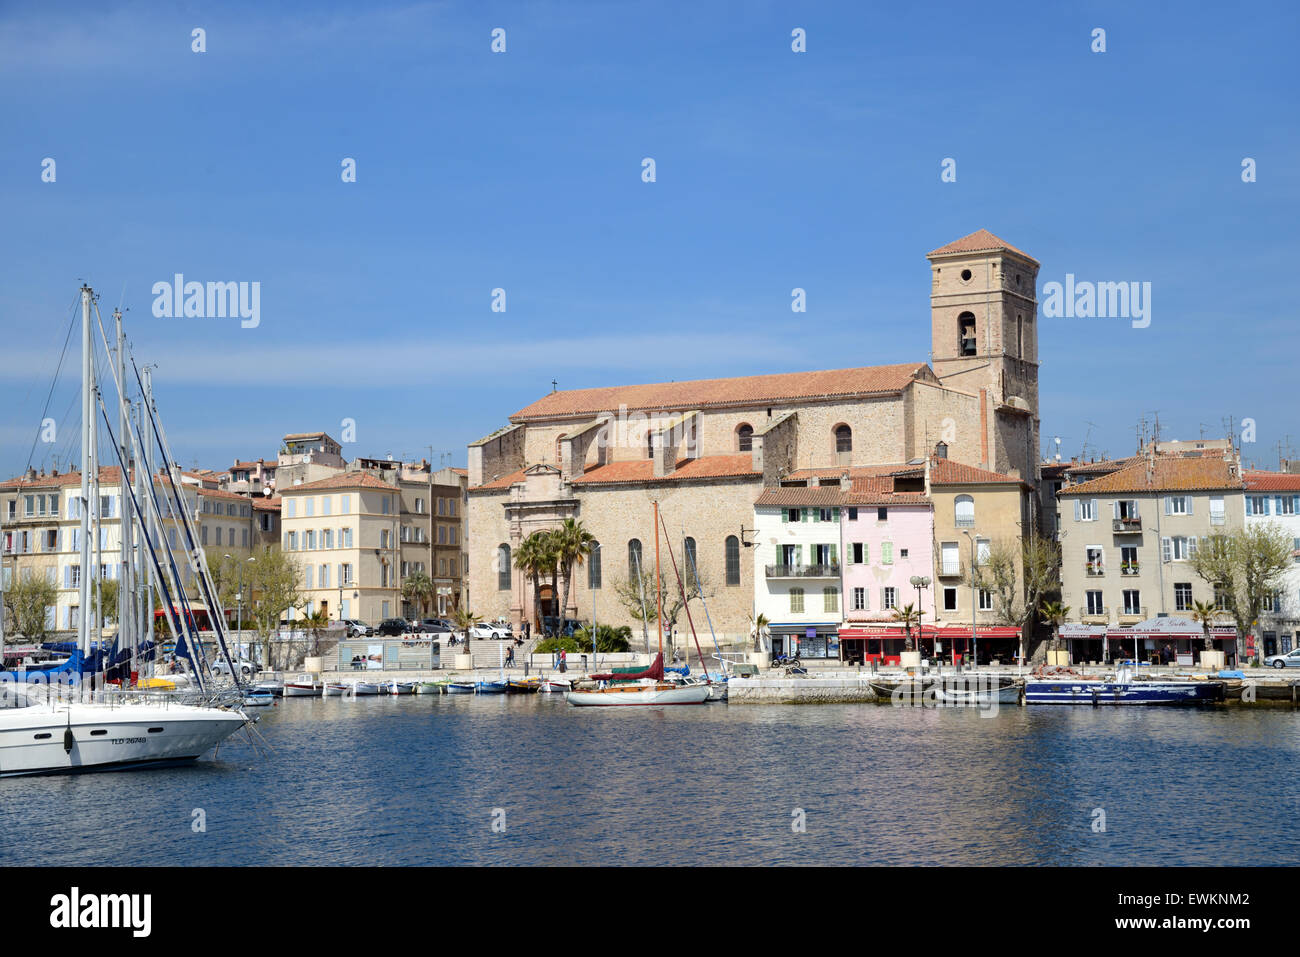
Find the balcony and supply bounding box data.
[1085,563,1105,577]
[1120,563,1140,577]
[1081,607,1109,624]
[939,563,962,577]
[765,563,840,579]
[1118,605,1147,625]
[1112,517,1143,533]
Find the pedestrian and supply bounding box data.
[523,619,531,641]
[559,649,568,673]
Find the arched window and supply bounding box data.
[955,495,975,528]
[683,537,698,579]
[628,539,643,578]
[725,535,740,586]
[736,424,754,452]
[959,311,977,356]
[587,539,602,589]
[497,544,511,590]
[835,424,852,454]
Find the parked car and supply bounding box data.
[376,618,409,637]
[470,622,511,640]
[1265,648,1300,669]
[342,619,373,638]
[414,619,453,636]
[212,657,259,678]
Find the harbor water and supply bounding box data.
[4,695,1299,866]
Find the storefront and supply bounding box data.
[930,625,1022,665]
[837,625,910,665]
[1104,617,1237,666]
[770,623,840,660]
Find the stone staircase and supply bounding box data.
[459,639,528,670]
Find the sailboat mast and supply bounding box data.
[115,307,133,666]
[78,286,93,668]
[654,500,662,658]
[142,367,157,676]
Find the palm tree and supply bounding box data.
[1040,600,1069,652]
[1190,600,1219,651]
[553,518,596,630]
[452,607,481,648]
[892,602,921,652]
[749,612,771,653]
[514,532,550,632]
[401,569,435,617]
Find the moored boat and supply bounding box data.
[1024,665,1224,705]
[282,674,324,697]
[566,679,710,707]
[540,677,573,694]
[476,680,508,694]
[445,682,476,694]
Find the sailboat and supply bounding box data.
[566,502,710,707]
[0,286,247,776]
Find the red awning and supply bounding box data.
[934,626,1021,639]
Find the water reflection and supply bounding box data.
[2,698,1297,866]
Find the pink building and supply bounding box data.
[838,474,937,665]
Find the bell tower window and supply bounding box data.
[958,312,977,356]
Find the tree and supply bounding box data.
[749,612,771,653]
[892,602,922,652]
[245,549,303,664]
[612,563,713,654]
[553,518,596,625]
[573,623,632,654]
[1039,600,1069,652]
[513,532,550,631]
[965,534,1060,663]
[4,571,57,642]
[1190,600,1221,652]
[1190,523,1293,664]
[452,607,481,647]
[401,569,435,617]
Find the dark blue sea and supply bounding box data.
[4,695,1298,866]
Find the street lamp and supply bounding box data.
[961,530,977,668]
[590,543,602,673]
[909,575,931,662]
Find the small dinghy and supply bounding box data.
[283,674,324,697]
[445,682,476,694]
[241,692,275,707]
[539,677,572,694]
[475,680,508,694]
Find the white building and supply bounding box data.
[1244,470,1300,657]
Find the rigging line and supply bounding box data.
[21,298,80,476]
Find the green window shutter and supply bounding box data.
[882,542,893,565]
[801,508,808,523]
[829,544,838,565]
[833,507,840,521]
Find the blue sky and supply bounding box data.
[2,0,1298,478]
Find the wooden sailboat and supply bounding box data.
[566,501,709,707]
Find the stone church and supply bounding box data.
[466,229,1041,643]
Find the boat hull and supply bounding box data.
[281,684,320,697]
[0,701,247,777]
[566,683,711,707]
[445,683,475,694]
[1025,680,1224,705]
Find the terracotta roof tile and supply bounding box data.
[281,473,396,493]
[786,463,915,481]
[473,467,529,491]
[509,363,929,421]
[0,467,128,489]
[1244,470,1300,491]
[571,454,759,486]
[1064,457,1243,495]
[755,487,846,507]
[927,229,1038,264]
[845,476,930,506]
[928,457,1026,486]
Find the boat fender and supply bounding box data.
[63,720,75,755]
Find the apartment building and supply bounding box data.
[277,464,469,625]
[1057,454,1244,644]
[1,466,261,635]
[1243,470,1300,656]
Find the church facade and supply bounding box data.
[465,230,1042,644]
